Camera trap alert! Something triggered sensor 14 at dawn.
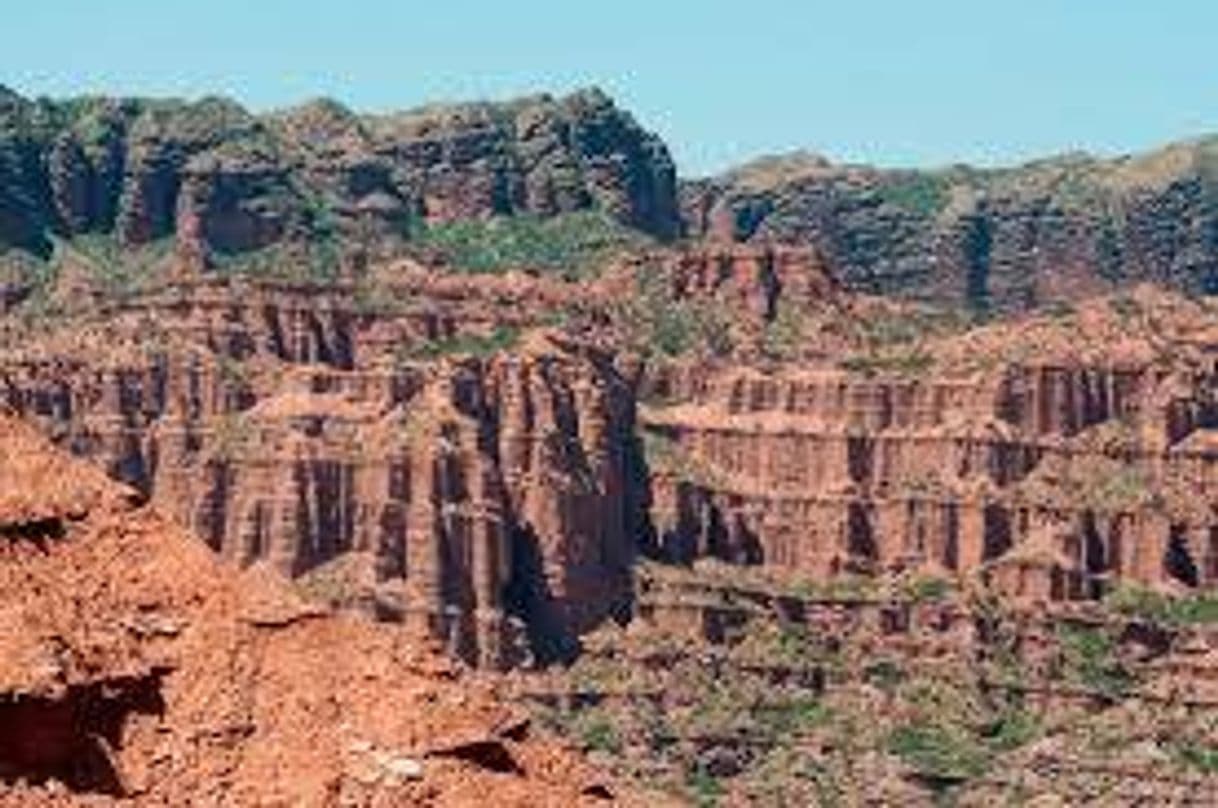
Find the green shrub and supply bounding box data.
[651,303,698,356]
[876,173,951,217]
[399,326,520,361]
[751,697,830,737]
[211,236,340,284]
[864,659,906,692]
[578,715,623,755]
[1105,585,1218,627]
[1089,466,1149,511]
[849,306,973,353]
[695,304,735,357]
[215,354,250,389]
[1056,624,1134,698]
[409,210,650,279]
[761,300,807,360]
[617,266,741,359]
[888,722,988,782]
[838,349,934,376]
[985,707,1040,751]
[686,763,725,807]
[1174,743,1218,774]
[774,624,812,663]
[906,576,952,603]
[55,233,175,301]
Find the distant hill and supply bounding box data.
[0,85,679,263]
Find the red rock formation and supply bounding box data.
[0,272,642,668]
[637,281,1218,603]
[6,235,1218,670]
[624,243,840,322]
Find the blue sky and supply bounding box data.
[6,1,1216,176]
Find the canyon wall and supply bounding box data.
[639,293,1218,601]
[0,272,644,667]
[5,239,1218,666]
[8,82,1218,312]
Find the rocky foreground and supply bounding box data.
[0,414,633,805]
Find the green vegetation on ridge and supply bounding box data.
[408,210,653,279]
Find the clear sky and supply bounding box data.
[6,1,1216,176]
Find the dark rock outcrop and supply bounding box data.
[682,142,1218,310]
[0,86,679,267]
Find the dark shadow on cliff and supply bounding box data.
[1165,527,1200,588]
[582,348,651,627]
[0,671,167,796]
[503,525,581,666]
[628,419,657,560]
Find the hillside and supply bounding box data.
[6,84,1218,803]
[0,84,677,276]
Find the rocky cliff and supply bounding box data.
[635,274,1218,602]
[682,142,1218,310]
[9,82,1218,804]
[10,82,1218,314]
[0,84,678,270]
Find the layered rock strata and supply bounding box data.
[636,281,1218,602]
[6,241,1218,666]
